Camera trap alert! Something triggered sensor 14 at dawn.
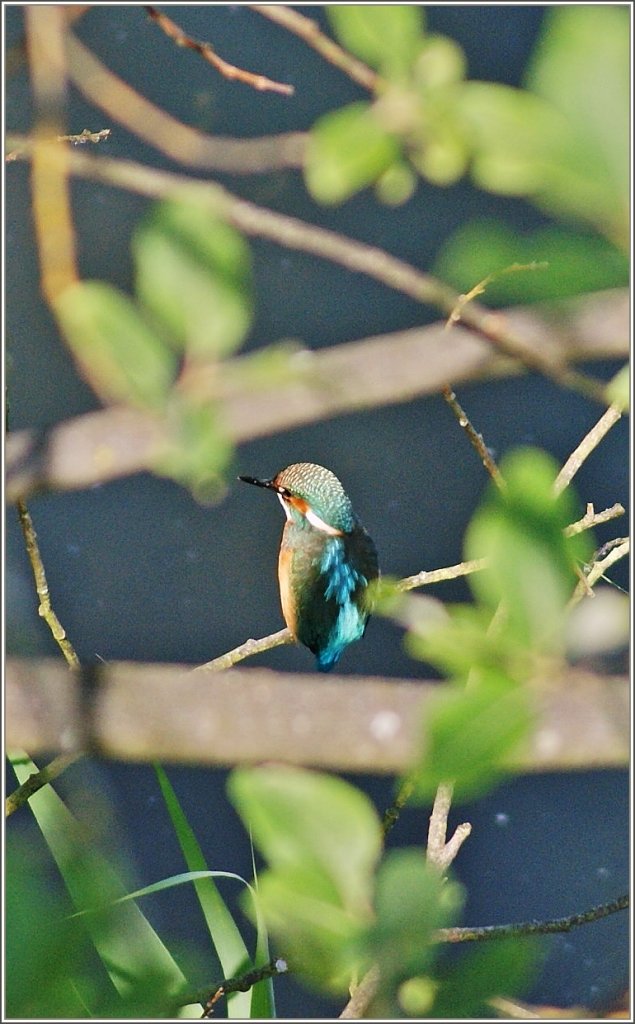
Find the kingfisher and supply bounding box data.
[239,462,379,672]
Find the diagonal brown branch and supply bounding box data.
[65,35,305,173]
[145,6,294,95]
[251,4,380,92]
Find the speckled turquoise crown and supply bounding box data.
[274,463,355,532]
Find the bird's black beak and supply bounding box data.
[239,475,276,490]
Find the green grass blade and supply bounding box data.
[153,763,256,1017]
[8,751,190,1009]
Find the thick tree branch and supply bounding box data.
[6,659,628,772]
[5,282,627,501]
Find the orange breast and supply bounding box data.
[278,544,297,638]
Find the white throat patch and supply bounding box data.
[278,493,343,535]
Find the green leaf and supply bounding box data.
[405,603,518,681]
[55,281,177,409]
[154,764,259,1018]
[248,867,365,993]
[465,448,592,652]
[428,936,541,1018]
[306,102,401,204]
[365,850,463,1015]
[229,766,382,994]
[409,670,532,802]
[606,364,629,413]
[434,219,628,303]
[228,765,382,916]
[6,834,106,1017]
[155,395,233,502]
[525,6,628,248]
[327,5,425,79]
[458,81,569,195]
[134,199,252,358]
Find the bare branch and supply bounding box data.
[16,501,80,668]
[569,539,630,608]
[438,894,629,943]
[194,628,293,672]
[251,5,380,93]
[554,405,623,496]
[145,6,294,95]
[5,752,82,817]
[426,781,472,872]
[564,502,624,537]
[441,385,505,490]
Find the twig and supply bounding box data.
[564,502,624,537]
[57,127,111,145]
[6,127,111,162]
[569,539,630,608]
[66,35,305,173]
[145,6,294,96]
[339,964,380,1019]
[381,774,416,838]
[194,628,294,671]
[5,752,81,817]
[183,957,287,1017]
[397,558,488,591]
[16,500,79,668]
[440,266,550,490]
[437,893,629,943]
[554,405,623,495]
[339,894,628,1018]
[441,385,505,490]
[9,503,82,815]
[426,781,472,872]
[251,4,380,93]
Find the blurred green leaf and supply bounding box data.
[605,364,629,413]
[465,448,592,651]
[327,5,425,79]
[229,766,382,994]
[155,395,233,502]
[525,5,628,248]
[134,200,252,358]
[429,936,542,1018]
[458,81,568,195]
[409,670,532,802]
[434,219,628,303]
[228,765,382,915]
[365,850,463,1015]
[405,603,519,681]
[55,281,177,409]
[414,34,466,89]
[374,160,417,206]
[305,102,401,204]
[6,834,104,1017]
[248,867,365,992]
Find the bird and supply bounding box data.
[239,462,379,672]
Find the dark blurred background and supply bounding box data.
[5,5,629,1017]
